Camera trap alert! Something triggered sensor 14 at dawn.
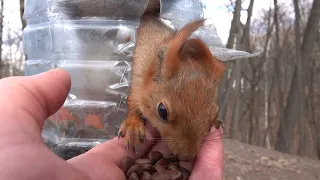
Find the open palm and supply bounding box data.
[0,69,223,180]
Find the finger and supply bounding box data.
[67,121,161,179]
[189,127,224,180]
[0,68,71,141]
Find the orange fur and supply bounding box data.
[118,14,226,161]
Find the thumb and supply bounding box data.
[67,122,161,180]
[0,68,71,140]
[189,128,224,180]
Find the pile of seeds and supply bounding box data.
[120,151,191,180]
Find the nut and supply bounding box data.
[149,151,164,164]
[140,171,152,180]
[166,170,182,180]
[120,156,135,174]
[164,154,178,163]
[153,173,172,180]
[142,164,157,174]
[155,158,169,173]
[155,158,169,168]
[126,164,143,178]
[167,163,179,172]
[136,158,153,165]
[155,163,167,174]
[129,172,140,180]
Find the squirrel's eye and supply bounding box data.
[157,102,168,122]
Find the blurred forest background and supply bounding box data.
[0,0,319,161]
[0,0,25,78]
[218,0,320,160]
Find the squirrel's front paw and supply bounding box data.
[118,116,146,154]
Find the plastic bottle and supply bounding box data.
[23,0,150,158]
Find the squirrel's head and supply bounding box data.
[139,19,226,161]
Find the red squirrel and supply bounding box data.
[52,0,226,161]
[118,14,226,161]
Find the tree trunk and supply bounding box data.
[313,34,320,159]
[309,56,317,158]
[293,0,306,156]
[20,0,26,29]
[218,0,242,123]
[273,0,284,124]
[218,63,232,121]
[229,0,242,138]
[248,83,255,144]
[300,1,320,156]
[230,59,242,139]
[262,5,273,150]
[301,0,320,66]
[240,0,254,49]
[275,67,300,153]
[226,0,242,49]
[19,0,27,62]
[243,0,255,144]
[264,69,274,149]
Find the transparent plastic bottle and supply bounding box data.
[23,0,150,158]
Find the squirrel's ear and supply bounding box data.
[181,38,226,80]
[161,19,205,81]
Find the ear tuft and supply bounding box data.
[181,38,226,80]
[181,38,212,62]
[161,19,205,80]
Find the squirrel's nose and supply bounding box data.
[177,154,195,161]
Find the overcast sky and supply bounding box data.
[3,0,293,45]
[202,0,294,43]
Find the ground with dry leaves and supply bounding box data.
[223,140,320,180]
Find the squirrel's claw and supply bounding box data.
[117,126,126,139]
[219,120,224,128]
[118,116,146,154]
[213,118,224,129]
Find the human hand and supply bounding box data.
[0,68,223,180]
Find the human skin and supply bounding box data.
[0,68,223,180]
